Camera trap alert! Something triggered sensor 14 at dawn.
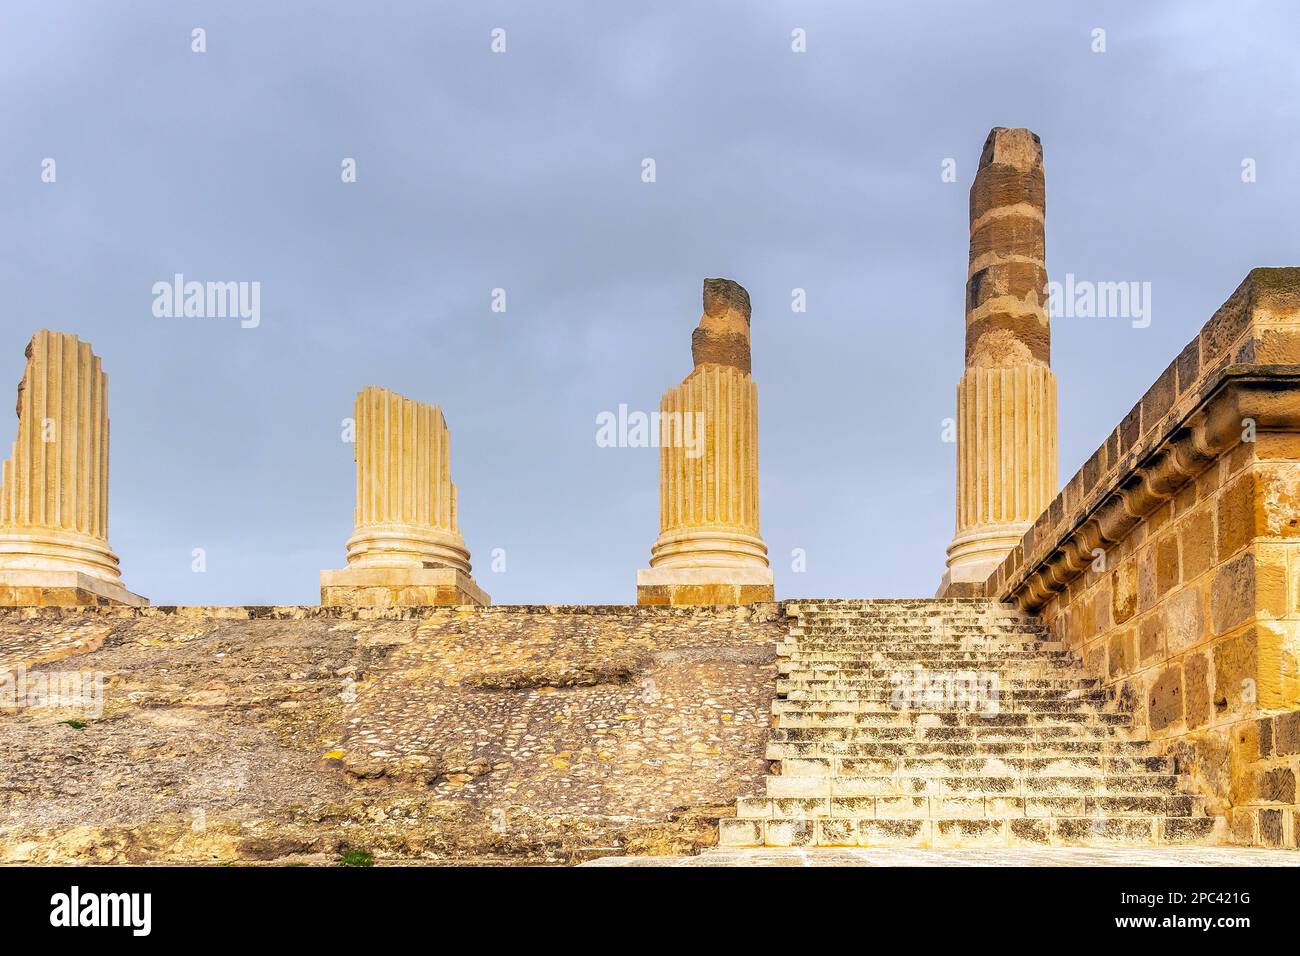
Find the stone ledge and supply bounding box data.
[0,601,787,621]
[319,566,490,607]
[637,566,775,606]
[0,570,148,607]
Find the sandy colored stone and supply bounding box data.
[0,331,144,607]
[942,129,1058,593]
[1184,652,1211,729]
[1112,559,1138,624]
[1212,627,1258,714]
[1180,506,1214,580]
[1164,585,1205,654]
[1217,472,1256,559]
[691,278,752,373]
[320,387,488,607]
[1211,552,1255,636]
[639,280,772,606]
[1148,665,1184,731]
[1155,534,1181,597]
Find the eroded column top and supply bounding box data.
[692,278,752,373]
[965,127,1050,369]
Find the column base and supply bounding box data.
[0,570,148,607]
[935,569,986,599]
[942,521,1032,595]
[636,566,774,606]
[319,566,490,607]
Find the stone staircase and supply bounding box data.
[719,599,1226,849]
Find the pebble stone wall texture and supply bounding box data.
[0,604,781,863]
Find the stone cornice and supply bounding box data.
[989,267,1300,611]
[994,368,1300,609]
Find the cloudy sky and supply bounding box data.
[1,1,1296,605]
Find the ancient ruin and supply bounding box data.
[320,386,488,607]
[636,278,775,606]
[0,330,145,607]
[1,128,1298,865]
[941,128,1059,596]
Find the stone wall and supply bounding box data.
[990,268,1300,848]
[0,603,782,863]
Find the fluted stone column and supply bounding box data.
[637,279,774,605]
[941,128,1059,595]
[320,386,488,606]
[0,330,145,606]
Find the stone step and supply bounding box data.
[794,614,1042,620]
[783,653,1077,664]
[774,700,1115,715]
[778,677,1101,691]
[784,646,1071,657]
[776,754,1174,777]
[775,705,1116,720]
[769,726,1130,742]
[773,712,1132,729]
[718,815,1221,849]
[722,598,1224,851]
[780,649,1068,662]
[765,740,1160,759]
[793,627,1046,634]
[741,792,1201,819]
[762,773,1185,800]
[781,689,1109,704]
[785,643,1068,652]
[781,666,1083,680]
[781,664,1082,678]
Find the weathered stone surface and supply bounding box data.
[1148,666,1184,731]
[1112,560,1138,624]
[1211,552,1255,636]
[1181,506,1214,580]
[1184,652,1211,729]
[691,278,752,372]
[0,604,781,864]
[1257,767,1296,804]
[1164,585,1204,654]
[1276,712,1300,755]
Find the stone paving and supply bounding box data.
[584,846,1300,866]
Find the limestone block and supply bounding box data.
[636,566,774,607]
[1180,506,1214,580]
[1148,665,1184,731]
[1164,584,1205,654]
[1211,552,1255,636]
[1184,652,1211,729]
[320,567,488,608]
[1216,472,1256,558]
[0,330,145,606]
[1112,559,1138,624]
